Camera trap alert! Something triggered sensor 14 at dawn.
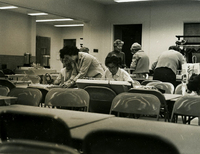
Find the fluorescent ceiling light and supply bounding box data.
[54,24,84,27]
[114,0,149,2]
[36,18,73,22]
[28,13,48,16]
[0,6,18,9]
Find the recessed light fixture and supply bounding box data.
[28,13,48,16]
[54,24,84,27]
[0,6,18,9]
[114,0,149,2]
[36,18,73,22]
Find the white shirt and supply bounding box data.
[103,68,133,82]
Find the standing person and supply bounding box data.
[79,47,89,53]
[102,56,135,85]
[130,42,149,78]
[106,39,126,68]
[153,45,185,87]
[59,45,105,87]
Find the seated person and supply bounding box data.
[187,73,200,95]
[54,56,77,88]
[102,56,136,86]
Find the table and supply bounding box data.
[0,105,115,129]
[164,93,182,101]
[5,74,26,80]
[71,117,200,154]
[0,96,17,100]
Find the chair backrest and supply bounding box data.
[0,86,10,106]
[0,79,16,91]
[132,80,141,86]
[83,129,180,154]
[110,92,161,120]
[84,86,117,114]
[128,88,167,107]
[171,95,200,122]
[8,87,42,106]
[45,88,90,111]
[0,139,79,154]
[0,86,10,96]
[141,80,161,85]
[0,70,5,77]
[0,110,72,146]
[174,83,182,94]
[128,88,169,121]
[146,81,175,94]
[28,87,49,105]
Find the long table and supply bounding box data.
[0,105,199,153]
[0,105,114,129]
[71,117,200,154]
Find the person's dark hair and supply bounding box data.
[105,56,121,67]
[187,73,200,94]
[168,46,181,52]
[59,46,79,58]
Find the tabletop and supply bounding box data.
[71,117,200,154]
[164,93,182,101]
[0,105,115,129]
[0,95,17,100]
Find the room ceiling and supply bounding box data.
[0,2,83,27]
[92,0,199,5]
[0,0,198,27]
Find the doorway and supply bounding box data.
[63,39,76,47]
[36,36,51,66]
[114,24,142,67]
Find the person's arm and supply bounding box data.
[122,52,126,68]
[73,55,93,81]
[130,53,139,70]
[53,71,63,85]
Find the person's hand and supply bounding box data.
[60,80,75,88]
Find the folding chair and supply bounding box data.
[128,88,169,121]
[45,88,89,111]
[83,129,180,154]
[0,86,10,106]
[0,110,72,146]
[28,87,49,107]
[141,79,161,85]
[0,139,79,154]
[171,95,200,125]
[146,81,175,94]
[0,86,10,96]
[84,86,117,114]
[8,87,42,106]
[110,92,161,121]
[174,83,182,94]
[0,79,16,91]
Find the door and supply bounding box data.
[36,36,51,66]
[114,24,142,67]
[63,39,76,47]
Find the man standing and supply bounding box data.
[152,45,185,87]
[130,42,149,78]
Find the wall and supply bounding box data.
[2,0,200,69]
[0,0,106,64]
[0,10,36,70]
[104,2,200,66]
[37,24,83,71]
